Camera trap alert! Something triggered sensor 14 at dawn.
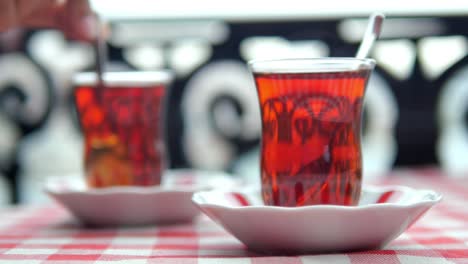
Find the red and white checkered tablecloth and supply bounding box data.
[1,168,468,263]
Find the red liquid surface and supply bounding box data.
[74,85,166,188]
[254,70,371,206]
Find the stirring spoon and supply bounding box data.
[356,13,385,59]
[94,13,107,90]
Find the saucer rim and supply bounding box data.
[43,168,235,196]
[192,185,443,211]
[45,184,207,196]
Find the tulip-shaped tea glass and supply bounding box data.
[249,58,375,206]
[73,71,173,188]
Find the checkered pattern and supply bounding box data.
[1,168,468,263]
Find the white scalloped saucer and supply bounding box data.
[45,169,239,226]
[192,185,442,254]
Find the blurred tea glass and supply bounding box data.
[249,58,375,207]
[73,71,173,188]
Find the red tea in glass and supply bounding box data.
[73,71,173,188]
[250,58,375,206]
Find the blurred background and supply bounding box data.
[0,0,468,205]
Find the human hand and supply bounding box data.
[0,0,95,41]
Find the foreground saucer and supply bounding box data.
[192,185,442,254]
[45,169,238,226]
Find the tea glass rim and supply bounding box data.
[248,57,376,74]
[72,70,174,87]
